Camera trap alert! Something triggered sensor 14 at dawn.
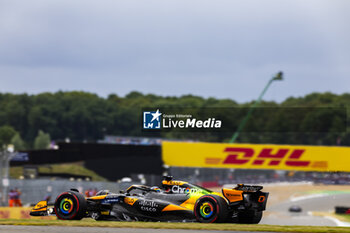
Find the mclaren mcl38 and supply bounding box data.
[30,176,269,224]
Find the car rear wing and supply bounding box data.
[233,184,268,211]
[251,191,269,211]
[234,184,263,192]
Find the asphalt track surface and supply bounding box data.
[261,193,350,226]
[0,225,272,233]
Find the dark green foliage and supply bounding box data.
[11,133,26,150]
[0,125,17,149]
[0,91,348,147]
[34,130,51,149]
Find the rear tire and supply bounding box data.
[54,191,87,220]
[194,195,228,223]
[238,210,262,224]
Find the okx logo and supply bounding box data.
[143,109,162,129]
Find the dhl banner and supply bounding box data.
[0,207,55,219]
[162,141,350,172]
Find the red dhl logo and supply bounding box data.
[205,147,328,169]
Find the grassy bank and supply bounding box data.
[1,219,350,232]
[10,162,107,181]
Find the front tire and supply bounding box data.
[194,195,228,223]
[54,191,87,220]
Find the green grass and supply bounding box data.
[1,219,350,232]
[10,162,107,181]
[9,167,23,179]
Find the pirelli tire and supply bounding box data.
[54,191,87,220]
[194,195,229,223]
[238,210,263,224]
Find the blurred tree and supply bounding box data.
[0,91,348,146]
[0,125,17,149]
[34,130,51,149]
[11,133,26,150]
[125,91,144,99]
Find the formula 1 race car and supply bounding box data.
[30,176,269,224]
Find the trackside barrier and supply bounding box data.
[335,206,350,214]
[4,179,121,206]
[0,207,56,219]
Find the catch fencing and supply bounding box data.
[2,179,129,206]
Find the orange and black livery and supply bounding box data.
[30,176,268,223]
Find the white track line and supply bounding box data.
[290,193,329,202]
[308,211,350,227]
[324,216,350,227]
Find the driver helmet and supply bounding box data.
[96,189,110,196]
[150,186,161,192]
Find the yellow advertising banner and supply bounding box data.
[162,141,350,172]
[0,207,55,219]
